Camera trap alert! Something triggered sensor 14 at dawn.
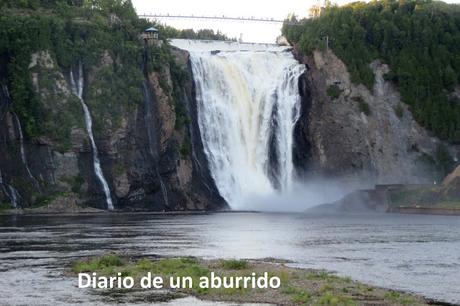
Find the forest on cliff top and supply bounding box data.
[0,0,227,143]
[283,0,460,143]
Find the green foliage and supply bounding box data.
[435,144,454,177]
[317,291,356,306]
[180,134,192,158]
[413,146,454,181]
[32,191,69,207]
[0,0,149,140]
[326,84,342,99]
[113,163,125,176]
[72,253,125,273]
[359,100,370,116]
[394,103,404,119]
[0,202,12,211]
[353,96,371,115]
[169,56,190,131]
[384,290,415,305]
[147,42,190,132]
[390,188,439,206]
[283,0,460,143]
[291,290,311,305]
[62,175,84,194]
[307,271,332,280]
[87,63,144,133]
[221,259,248,270]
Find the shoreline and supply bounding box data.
[3,207,460,217]
[0,208,263,217]
[388,207,460,216]
[70,254,458,306]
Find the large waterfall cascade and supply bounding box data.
[70,63,114,210]
[171,40,306,208]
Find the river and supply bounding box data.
[0,212,459,305]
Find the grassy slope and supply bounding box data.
[389,178,460,209]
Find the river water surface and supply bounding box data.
[0,212,459,305]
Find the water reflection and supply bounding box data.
[0,212,460,304]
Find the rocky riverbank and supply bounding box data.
[312,164,460,216]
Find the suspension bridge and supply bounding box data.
[138,14,286,24]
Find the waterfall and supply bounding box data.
[12,113,40,191]
[180,40,305,208]
[7,185,19,208]
[47,147,56,184]
[1,84,11,115]
[70,62,114,210]
[0,170,19,208]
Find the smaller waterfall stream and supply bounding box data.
[12,113,40,191]
[7,185,19,208]
[1,84,26,208]
[70,63,114,210]
[0,170,19,208]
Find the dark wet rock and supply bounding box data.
[292,46,460,185]
[0,48,227,211]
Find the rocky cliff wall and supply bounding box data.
[293,48,459,186]
[0,45,226,211]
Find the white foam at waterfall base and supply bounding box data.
[185,41,305,209]
[70,63,114,210]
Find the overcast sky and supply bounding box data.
[132,0,460,43]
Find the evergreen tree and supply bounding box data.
[283,0,460,143]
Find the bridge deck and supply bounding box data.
[139,14,285,23]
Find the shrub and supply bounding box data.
[358,100,371,116]
[180,136,192,157]
[326,85,342,100]
[0,202,12,211]
[221,259,248,270]
[70,175,84,194]
[72,253,125,273]
[435,144,455,177]
[283,0,460,142]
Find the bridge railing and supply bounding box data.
[139,14,285,23]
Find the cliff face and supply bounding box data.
[3,36,459,212]
[0,46,226,211]
[294,48,459,185]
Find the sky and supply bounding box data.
[132,0,460,43]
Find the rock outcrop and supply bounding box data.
[443,165,460,186]
[2,39,459,212]
[0,46,226,211]
[293,48,459,186]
